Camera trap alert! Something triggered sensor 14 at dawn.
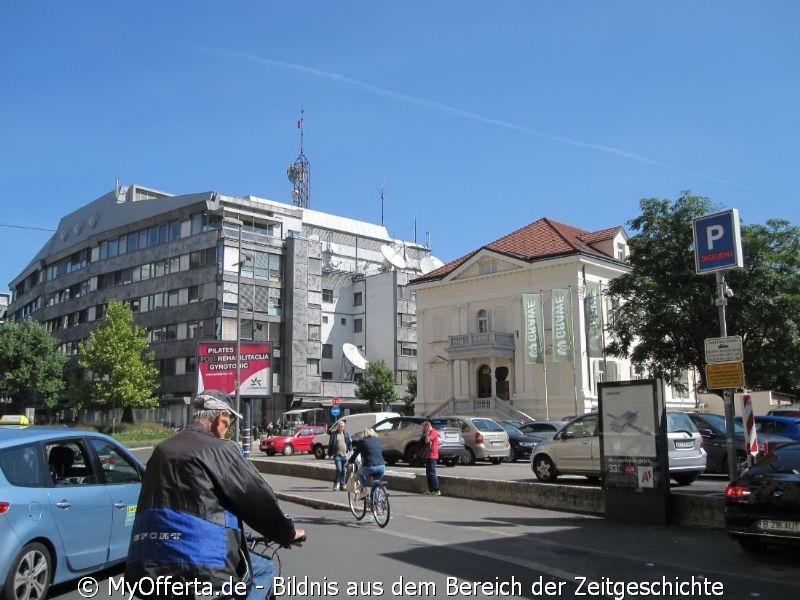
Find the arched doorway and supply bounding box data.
[477,364,492,398]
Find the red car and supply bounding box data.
[259,425,327,455]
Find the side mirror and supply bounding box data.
[698,428,714,438]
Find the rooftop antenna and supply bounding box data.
[287,109,311,209]
[380,177,386,226]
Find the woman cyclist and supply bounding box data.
[347,427,385,497]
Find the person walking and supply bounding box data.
[125,389,305,600]
[347,427,385,498]
[422,420,441,496]
[328,421,352,490]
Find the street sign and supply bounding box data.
[705,362,746,389]
[704,336,743,364]
[692,209,744,274]
[332,396,341,406]
[331,406,341,417]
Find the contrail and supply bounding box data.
[193,46,757,192]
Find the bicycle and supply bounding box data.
[246,531,307,600]
[346,464,391,527]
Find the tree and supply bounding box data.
[606,192,800,396]
[78,300,159,425]
[401,370,417,415]
[355,360,398,411]
[0,319,66,412]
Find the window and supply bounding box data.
[616,243,626,261]
[46,440,96,486]
[354,318,363,333]
[87,438,142,484]
[185,356,197,374]
[0,443,45,486]
[322,344,333,359]
[353,291,362,306]
[477,309,488,333]
[321,371,333,380]
[308,324,321,342]
[399,342,417,356]
[322,316,329,324]
[322,289,334,303]
[188,321,203,339]
[340,317,346,326]
[307,359,320,376]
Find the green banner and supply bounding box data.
[584,281,604,357]
[551,288,573,363]
[522,293,544,364]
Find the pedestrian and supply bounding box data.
[266,420,274,436]
[422,420,441,496]
[328,421,352,491]
[347,427,385,498]
[125,389,305,599]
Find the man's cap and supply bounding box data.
[194,390,243,420]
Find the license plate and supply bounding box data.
[490,440,503,447]
[444,433,458,440]
[759,519,800,533]
[674,440,694,449]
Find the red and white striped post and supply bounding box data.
[741,393,758,467]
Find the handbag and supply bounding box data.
[345,469,357,492]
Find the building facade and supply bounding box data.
[6,183,432,424]
[410,218,697,421]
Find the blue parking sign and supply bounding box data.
[331,406,341,417]
[692,209,744,274]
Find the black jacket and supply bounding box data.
[125,423,295,596]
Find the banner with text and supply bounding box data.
[551,288,573,363]
[522,293,544,364]
[196,341,273,398]
[584,281,604,358]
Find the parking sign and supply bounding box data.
[692,209,744,274]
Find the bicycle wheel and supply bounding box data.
[371,485,391,528]
[348,485,367,520]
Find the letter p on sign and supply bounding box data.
[692,209,744,274]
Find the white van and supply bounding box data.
[311,411,400,459]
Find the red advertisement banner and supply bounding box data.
[196,341,273,398]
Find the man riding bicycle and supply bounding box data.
[125,389,305,599]
[347,427,385,497]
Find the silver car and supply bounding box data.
[531,411,706,485]
[439,416,510,465]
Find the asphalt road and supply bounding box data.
[48,480,799,600]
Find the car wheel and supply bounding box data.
[312,445,326,460]
[461,448,476,466]
[3,542,51,600]
[282,445,294,456]
[443,458,458,467]
[672,472,700,486]
[737,537,764,553]
[532,455,558,482]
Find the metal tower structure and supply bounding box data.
[287,110,311,209]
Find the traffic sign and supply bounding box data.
[692,209,744,274]
[741,393,758,456]
[331,406,341,417]
[332,396,341,406]
[704,336,743,364]
[705,362,745,389]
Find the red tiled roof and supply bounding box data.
[412,218,623,283]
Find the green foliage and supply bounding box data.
[0,319,66,410]
[355,360,398,411]
[402,370,417,415]
[78,300,159,411]
[606,192,800,396]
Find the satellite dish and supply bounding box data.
[430,256,445,269]
[419,256,436,274]
[380,245,407,270]
[342,343,369,370]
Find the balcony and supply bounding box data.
[446,331,516,360]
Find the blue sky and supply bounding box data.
[2,2,798,290]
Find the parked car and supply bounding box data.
[310,412,400,460]
[0,426,145,600]
[514,419,567,440]
[735,415,800,441]
[724,441,800,552]
[767,405,800,418]
[438,416,510,465]
[497,422,544,462]
[687,413,792,474]
[259,425,327,455]
[530,411,706,485]
[372,416,465,466]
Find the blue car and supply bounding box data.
[735,415,800,441]
[0,426,145,600]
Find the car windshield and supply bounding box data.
[700,413,745,434]
[500,422,522,435]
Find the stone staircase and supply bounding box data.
[426,396,534,423]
